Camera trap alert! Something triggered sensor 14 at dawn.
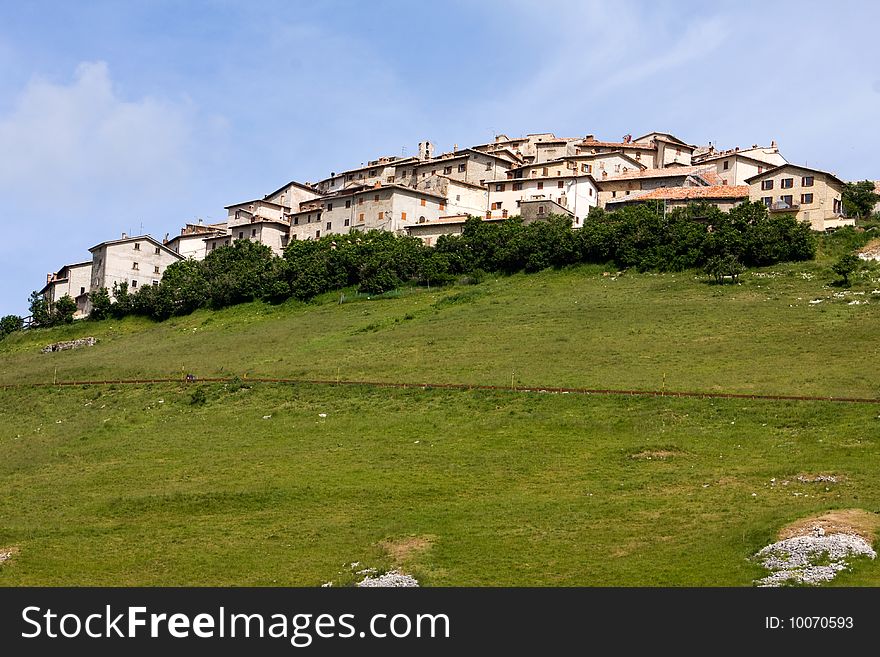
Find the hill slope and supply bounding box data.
[2,261,880,586]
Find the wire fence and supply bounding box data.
[1,376,879,404]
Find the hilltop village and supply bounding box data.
[40,131,860,318]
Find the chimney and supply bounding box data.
[122,232,128,239]
[453,143,458,152]
[770,140,777,149]
[418,141,434,161]
[47,273,52,284]
[585,134,595,142]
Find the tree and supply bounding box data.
[28,291,50,327]
[111,281,132,319]
[52,295,77,324]
[842,181,879,219]
[832,254,860,287]
[88,287,113,320]
[0,315,23,340]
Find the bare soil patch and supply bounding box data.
[379,535,434,564]
[0,547,19,566]
[778,509,880,543]
[630,449,682,461]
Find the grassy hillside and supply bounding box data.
[1,382,879,586]
[2,255,880,586]
[2,261,879,397]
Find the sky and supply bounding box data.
[0,0,878,315]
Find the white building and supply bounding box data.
[485,174,599,226]
[87,234,183,308]
[40,261,93,318]
[165,222,227,260]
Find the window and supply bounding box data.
[358,197,363,205]
[781,178,794,189]
[369,169,376,177]
[420,198,426,207]
[155,246,160,255]
[152,280,159,286]
[345,200,351,208]
[439,202,446,211]
[801,193,813,204]
[316,230,321,238]
[358,173,363,179]
[294,217,299,225]
[401,212,407,221]
[833,198,842,214]
[513,182,523,191]
[132,262,139,270]
[635,153,641,160]
[458,164,466,172]
[758,166,764,173]
[516,200,521,207]
[761,180,774,190]
[612,191,617,198]
[326,221,332,230]
[557,180,564,189]
[485,162,492,170]
[344,218,350,226]
[327,203,333,211]
[456,195,461,201]
[252,228,257,237]
[537,182,544,190]
[239,231,244,239]
[374,194,380,202]
[359,213,365,222]
[491,202,502,210]
[502,209,508,218]
[211,243,216,250]
[542,167,549,176]
[154,265,160,274]
[781,195,793,206]
[347,175,353,181]
[131,280,137,288]
[133,242,140,251]
[443,166,453,175]
[387,176,394,183]
[400,170,407,177]
[495,183,505,192]
[378,211,384,220]
[721,179,727,185]
[723,160,729,170]
[224,239,229,246]
[538,205,545,215]
[581,164,591,173]
[676,148,682,155]
[802,176,814,187]
[80,286,85,295]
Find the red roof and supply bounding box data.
[607,185,749,204]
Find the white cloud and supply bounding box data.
[0,61,198,207]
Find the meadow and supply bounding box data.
[1,252,879,586]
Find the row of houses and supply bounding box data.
[41,130,865,318]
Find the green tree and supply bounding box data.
[52,295,77,324]
[111,281,132,319]
[0,314,23,340]
[28,291,50,327]
[842,181,879,219]
[832,253,860,287]
[88,287,113,320]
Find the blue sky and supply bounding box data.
[1,0,878,315]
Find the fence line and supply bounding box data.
[1,376,879,404]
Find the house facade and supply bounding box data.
[86,234,183,310]
[40,261,93,318]
[165,222,227,260]
[485,174,598,226]
[746,165,853,231]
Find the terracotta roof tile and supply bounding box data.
[607,185,749,204]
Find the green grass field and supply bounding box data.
[1,254,879,586]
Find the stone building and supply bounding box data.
[746,164,853,231]
[86,234,183,311]
[40,261,93,318]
